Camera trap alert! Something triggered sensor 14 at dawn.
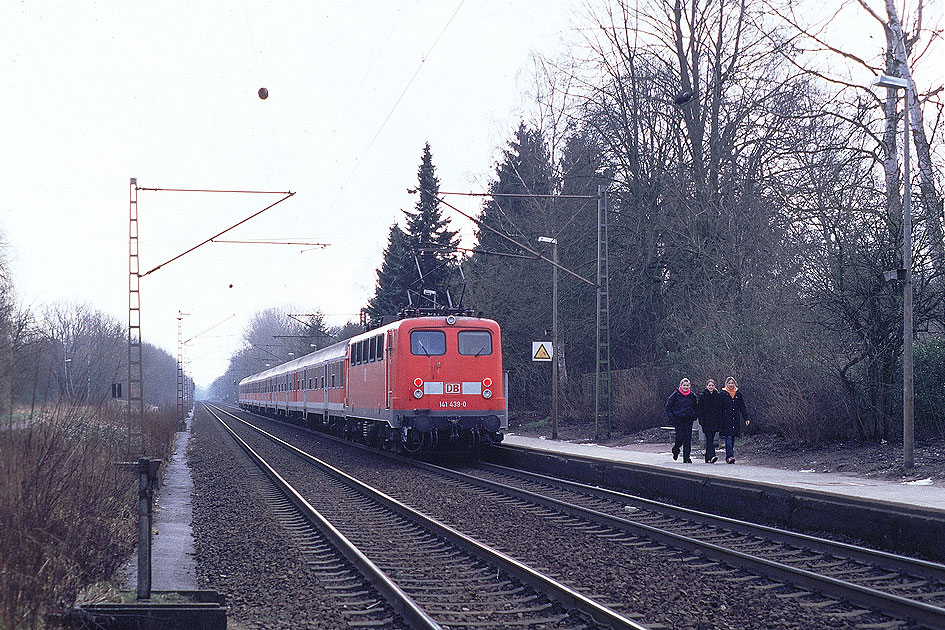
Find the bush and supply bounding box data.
[611,369,664,432]
[0,405,178,628]
[914,336,945,439]
[754,374,849,446]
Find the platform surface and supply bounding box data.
[121,414,197,592]
[503,434,945,513]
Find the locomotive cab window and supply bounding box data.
[458,330,493,356]
[410,330,446,356]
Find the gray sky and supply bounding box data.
[3,1,941,390]
[2,1,578,387]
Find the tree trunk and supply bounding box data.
[882,0,945,280]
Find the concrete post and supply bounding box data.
[136,458,161,600]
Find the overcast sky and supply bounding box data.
[3,1,941,391]
[2,1,580,388]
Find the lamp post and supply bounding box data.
[538,236,558,440]
[873,73,914,474]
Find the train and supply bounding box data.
[237,313,507,456]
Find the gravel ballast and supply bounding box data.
[191,406,912,629]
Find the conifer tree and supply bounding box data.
[405,142,459,306]
[366,143,459,318]
[475,122,554,255]
[465,123,556,410]
[365,223,411,319]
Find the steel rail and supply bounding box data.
[222,404,945,627]
[208,404,649,630]
[203,404,441,630]
[411,460,945,629]
[475,461,945,582]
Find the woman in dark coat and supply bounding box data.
[665,377,698,463]
[697,379,723,463]
[719,376,751,463]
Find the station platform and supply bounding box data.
[120,420,944,594]
[502,434,945,513]
[120,413,197,593]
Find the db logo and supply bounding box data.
[445,383,461,394]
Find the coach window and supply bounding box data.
[458,330,493,356]
[369,336,377,362]
[410,330,446,356]
[375,334,384,360]
[338,360,345,386]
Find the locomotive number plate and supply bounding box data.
[439,400,467,408]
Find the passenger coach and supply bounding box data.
[238,314,507,455]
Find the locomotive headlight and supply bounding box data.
[482,388,493,399]
[482,377,492,388]
[413,388,424,399]
[446,315,456,325]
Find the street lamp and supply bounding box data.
[538,236,558,440]
[873,73,914,474]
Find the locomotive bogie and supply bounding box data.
[238,316,507,456]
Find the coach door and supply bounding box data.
[385,330,393,409]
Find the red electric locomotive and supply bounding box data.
[238,314,507,455]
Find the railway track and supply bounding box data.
[220,404,945,629]
[205,403,647,630]
[440,461,945,629]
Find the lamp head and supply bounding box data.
[873,74,908,89]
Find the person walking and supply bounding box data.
[665,378,698,463]
[719,376,751,463]
[697,379,723,463]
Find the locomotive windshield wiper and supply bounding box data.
[417,340,431,356]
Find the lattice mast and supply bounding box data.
[177,311,184,429]
[595,184,611,441]
[128,178,144,454]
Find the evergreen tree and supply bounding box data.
[405,142,459,307]
[366,223,411,318]
[465,123,556,410]
[366,143,459,318]
[475,122,554,255]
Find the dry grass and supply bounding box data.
[0,404,178,629]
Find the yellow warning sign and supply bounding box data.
[532,342,553,362]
